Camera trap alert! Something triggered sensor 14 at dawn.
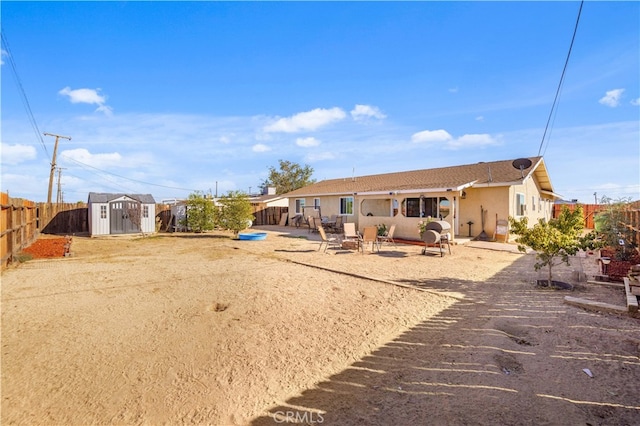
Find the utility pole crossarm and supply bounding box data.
[43,132,72,204]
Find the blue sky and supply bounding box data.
[2,1,638,203]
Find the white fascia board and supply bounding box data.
[471,181,517,188]
[292,191,360,197]
[540,189,563,199]
[357,185,473,196]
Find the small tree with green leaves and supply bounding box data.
[182,191,215,233]
[509,205,600,285]
[216,190,254,237]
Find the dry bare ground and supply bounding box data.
[2,226,639,426]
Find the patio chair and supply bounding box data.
[341,222,360,250]
[378,224,397,248]
[359,226,380,253]
[330,215,344,233]
[343,222,358,240]
[318,226,342,252]
[308,216,319,233]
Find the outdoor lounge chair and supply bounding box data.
[318,226,341,252]
[330,215,344,233]
[341,222,360,250]
[377,224,396,248]
[359,226,380,253]
[308,216,319,233]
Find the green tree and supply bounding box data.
[263,160,315,194]
[216,190,254,237]
[182,191,215,233]
[509,205,600,285]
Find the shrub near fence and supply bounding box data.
[553,202,640,248]
[553,203,601,229]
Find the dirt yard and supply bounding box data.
[2,228,639,425]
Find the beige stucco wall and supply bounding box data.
[287,173,555,241]
[356,193,456,241]
[457,186,510,240]
[509,176,554,223]
[287,195,359,226]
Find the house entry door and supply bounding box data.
[110,200,140,234]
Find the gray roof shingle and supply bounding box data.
[284,157,550,197]
[88,192,156,204]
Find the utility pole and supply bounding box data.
[56,167,67,204]
[44,132,71,203]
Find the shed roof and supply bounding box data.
[284,157,557,197]
[88,192,156,204]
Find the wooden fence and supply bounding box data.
[38,202,89,234]
[1,192,38,267]
[553,203,602,229]
[0,191,173,268]
[252,206,288,226]
[553,202,640,248]
[622,207,640,249]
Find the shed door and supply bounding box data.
[110,201,140,234]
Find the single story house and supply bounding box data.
[282,156,560,242]
[88,192,157,236]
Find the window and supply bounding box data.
[143,205,149,218]
[360,198,394,217]
[439,198,450,219]
[538,197,542,212]
[401,196,449,218]
[340,196,354,215]
[516,193,525,216]
[403,198,421,217]
[295,199,305,214]
[532,196,536,211]
[313,198,320,209]
[100,205,107,219]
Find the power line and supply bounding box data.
[537,0,584,157]
[1,31,49,157]
[65,170,141,195]
[60,153,199,192]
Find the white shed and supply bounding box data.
[88,192,157,236]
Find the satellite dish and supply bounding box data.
[512,158,532,178]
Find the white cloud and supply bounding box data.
[476,116,485,122]
[0,143,37,165]
[598,88,624,107]
[305,152,335,162]
[410,129,498,150]
[296,137,320,147]
[411,129,453,144]
[449,87,459,93]
[60,148,122,168]
[59,86,113,115]
[631,98,640,106]
[263,107,346,133]
[0,49,7,65]
[446,133,499,150]
[95,104,114,116]
[350,104,386,121]
[252,143,271,152]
